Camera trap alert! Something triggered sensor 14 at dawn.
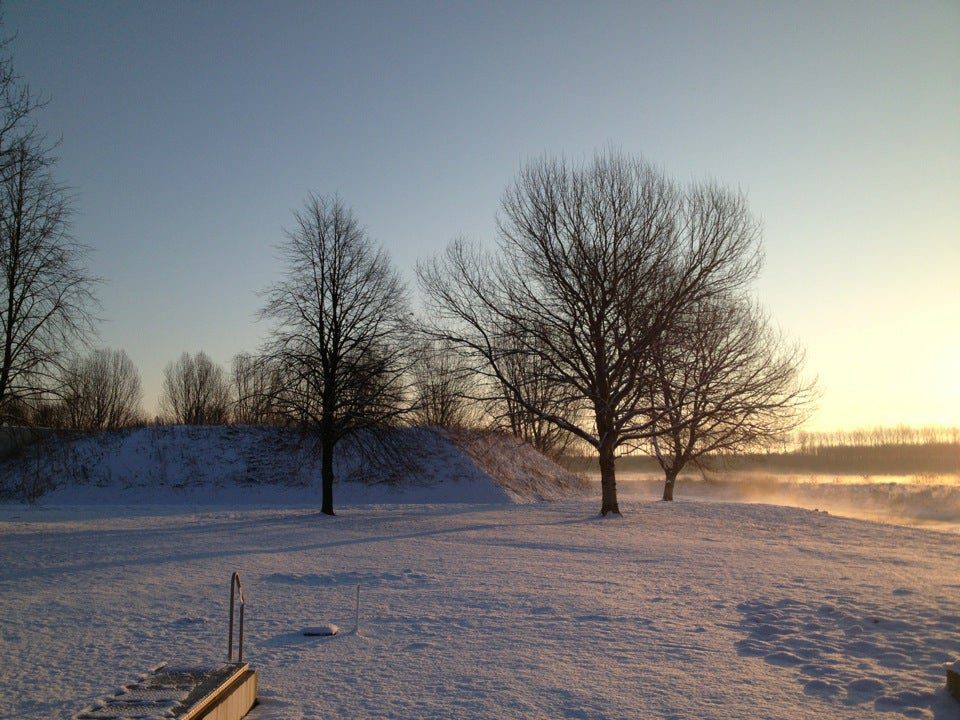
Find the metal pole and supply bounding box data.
[355,583,360,634]
[228,572,244,663]
[238,598,244,663]
[228,573,236,662]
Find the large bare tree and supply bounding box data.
[160,351,231,425]
[419,153,762,514]
[647,297,814,500]
[59,348,143,430]
[260,194,412,516]
[0,32,96,423]
[0,139,97,423]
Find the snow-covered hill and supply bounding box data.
[0,425,588,505]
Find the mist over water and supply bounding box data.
[605,472,960,533]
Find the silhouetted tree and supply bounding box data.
[260,194,412,515]
[420,153,762,514]
[410,340,479,429]
[59,348,143,430]
[160,351,230,425]
[0,30,42,185]
[647,297,815,500]
[230,352,284,425]
[0,37,96,423]
[0,138,97,423]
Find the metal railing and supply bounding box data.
[228,572,245,663]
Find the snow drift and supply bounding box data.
[0,425,588,505]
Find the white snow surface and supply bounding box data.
[0,425,588,506]
[2,499,959,719]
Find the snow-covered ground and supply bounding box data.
[2,498,958,719]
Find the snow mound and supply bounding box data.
[448,429,589,501]
[0,425,587,505]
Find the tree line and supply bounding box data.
[0,27,816,516]
[793,426,960,452]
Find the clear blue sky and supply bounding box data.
[6,0,959,429]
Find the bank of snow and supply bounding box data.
[0,500,958,719]
[0,425,587,505]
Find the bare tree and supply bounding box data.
[409,340,479,429]
[0,137,97,423]
[230,352,284,425]
[59,348,143,430]
[647,297,815,500]
[260,194,412,515]
[0,29,97,424]
[0,29,43,184]
[160,351,231,425]
[419,153,762,514]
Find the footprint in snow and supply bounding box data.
[799,662,839,677]
[404,641,434,651]
[803,679,840,697]
[170,616,207,627]
[735,592,960,715]
[764,650,804,667]
[846,677,886,700]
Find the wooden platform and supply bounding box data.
[948,660,960,702]
[75,662,257,720]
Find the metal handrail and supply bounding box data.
[228,572,245,663]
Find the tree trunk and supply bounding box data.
[320,433,335,516]
[662,469,677,501]
[598,443,620,515]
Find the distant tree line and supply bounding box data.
[794,426,959,452]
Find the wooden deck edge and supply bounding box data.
[948,661,960,702]
[183,664,258,720]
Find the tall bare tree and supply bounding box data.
[647,297,815,500]
[0,139,97,423]
[59,348,143,430]
[0,31,97,424]
[419,153,762,514]
[260,194,412,515]
[160,351,231,425]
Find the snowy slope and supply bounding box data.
[450,429,589,502]
[0,425,587,506]
[1,500,958,719]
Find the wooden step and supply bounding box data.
[76,662,257,720]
